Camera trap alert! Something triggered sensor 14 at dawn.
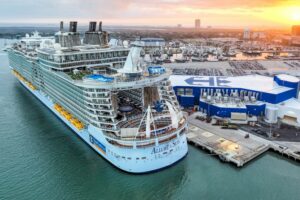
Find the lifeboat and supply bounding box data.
[65,114,72,120]
[74,122,84,130]
[52,104,84,130]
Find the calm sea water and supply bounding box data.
[1,40,300,200]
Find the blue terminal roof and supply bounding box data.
[170,74,299,95]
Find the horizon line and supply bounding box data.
[0,22,296,30]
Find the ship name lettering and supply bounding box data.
[151,139,179,154]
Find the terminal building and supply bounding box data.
[170,74,300,126]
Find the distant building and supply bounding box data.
[177,24,182,28]
[280,35,292,45]
[139,37,165,53]
[195,19,201,29]
[252,32,266,40]
[292,25,300,36]
[279,35,300,47]
[140,37,165,47]
[291,36,300,47]
[243,28,250,40]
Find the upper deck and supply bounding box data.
[37,45,129,70]
[51,68,171,90]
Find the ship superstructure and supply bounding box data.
[8,21,188,173]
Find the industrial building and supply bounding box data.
[170,74,300,126]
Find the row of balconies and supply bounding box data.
[84,88,109,93]
[161,80,171,86]
[119,91,142,102]
[160,85,172,91]
[45,89,89,124]
[84,93,110,99]
[84,102,113,110]
[84,98,113,105]
[84,97,111,104]
[40,50,127,63]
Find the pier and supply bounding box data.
[187,113,300,167]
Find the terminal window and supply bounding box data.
[177,88,184,96]
[185,88,193,96]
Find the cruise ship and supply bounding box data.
[7,21,188,173]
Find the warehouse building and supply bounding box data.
[170,74,300,126]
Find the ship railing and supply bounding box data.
[103,117,186,143]
[47,72,168,90]
[117,112,171,128]
[104,123,186,148]
[71,71,171,87]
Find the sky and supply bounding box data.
[0,0,300,28]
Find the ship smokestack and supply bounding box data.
[69,21,78,32]
[60,21,64,32]
[89,21,97,32]
[99,21,102,32]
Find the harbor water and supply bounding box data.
[1,39,300,200]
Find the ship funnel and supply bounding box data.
[57,21,81,47]
[99,21,102,32]
[89,21,97,32]
[69,21,78,32]
[60,21,64,32]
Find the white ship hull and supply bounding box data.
[17,78,188,173]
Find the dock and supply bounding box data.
[270,142,300,161]
[187,113,300,167]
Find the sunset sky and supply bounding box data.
[0,0,300,28]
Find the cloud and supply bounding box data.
[128,0,298,9]
[0,0,131,18]
[0,0,299,26]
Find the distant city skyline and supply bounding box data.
[0,0,299,28]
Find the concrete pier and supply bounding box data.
[187,113,300,167]
[270,142,300,161]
